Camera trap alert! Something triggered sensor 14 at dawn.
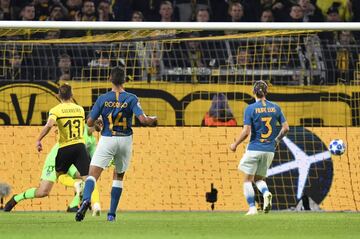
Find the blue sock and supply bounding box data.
[109,180,123,216]
[82,176,96,202]
[243,182,255,207]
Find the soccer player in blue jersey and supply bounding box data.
[230,80,289,215]
[76,67,157,222]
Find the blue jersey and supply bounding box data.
[89,91,144,136]
[244,99,286,152]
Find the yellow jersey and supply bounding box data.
[48,102,85,148]
[317,0,351,21]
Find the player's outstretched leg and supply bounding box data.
[4,181,54,212]
[243,182,257,215]
[75,176,96,221]
[255,180,272,213]
[3,195,17,212]
[4,188,36,212]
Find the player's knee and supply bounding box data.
[243,174,255,182]
[36,189,50,198]
[88,166,103,179]
[114,171,125,180]
[254,175,265,181]
[74,171,81,179]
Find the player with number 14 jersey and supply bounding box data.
[76,67,157,222]
[90,91,143,137]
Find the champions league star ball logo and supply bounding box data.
[266,127,333,210]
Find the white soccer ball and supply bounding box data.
[329,139,346,156]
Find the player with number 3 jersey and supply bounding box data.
[229,80,289,215]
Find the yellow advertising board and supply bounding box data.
[1,126,359,211]
[0,82,359,126]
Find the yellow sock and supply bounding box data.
[91,184,100,204]
[58,174,76,187]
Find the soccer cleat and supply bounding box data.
[92,202,101,216]
[3,195,17,212]
[245,206,258,216]
[75,200,90,222]
[263,192,272,213]
[107,213,116,222]
[67,206,79,213]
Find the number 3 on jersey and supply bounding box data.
[108,112,127,133]
[261,117,272,140]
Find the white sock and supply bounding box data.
[243,182,255,207]
[255,180,269,195]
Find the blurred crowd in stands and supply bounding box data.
[0,0,359,85]
[0,0,359,24]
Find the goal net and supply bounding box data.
[0,23,359,212]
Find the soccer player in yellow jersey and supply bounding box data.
[3,125,102,214]
[4,84,90,212]
[37,84,89,180]
[36,84,89,182]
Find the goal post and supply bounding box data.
[1,21,360,30]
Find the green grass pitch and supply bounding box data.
[1,211,359,239]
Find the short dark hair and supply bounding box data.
[196,8,210,15]
[262,8,273,14]
[58,84,72,100]
[98,0,111,5]
[327,6,339,15]
[253,80,268,98]
[110,67,125,86]
[160,1,173,8]
[50,4,63,14]
[291,4,301,9]
[24,3,35,9]
[132,11,144,20]
[59,53,70,60]
[228,1,243,11]
[83,0,95,4]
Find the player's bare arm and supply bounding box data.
[137,114,157,126]
[229,125,251,152]
[87,117,103,134]
[36,118,56,152]
[275,121,289,145]
[94,118,103,132]
[87,117,96,128]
